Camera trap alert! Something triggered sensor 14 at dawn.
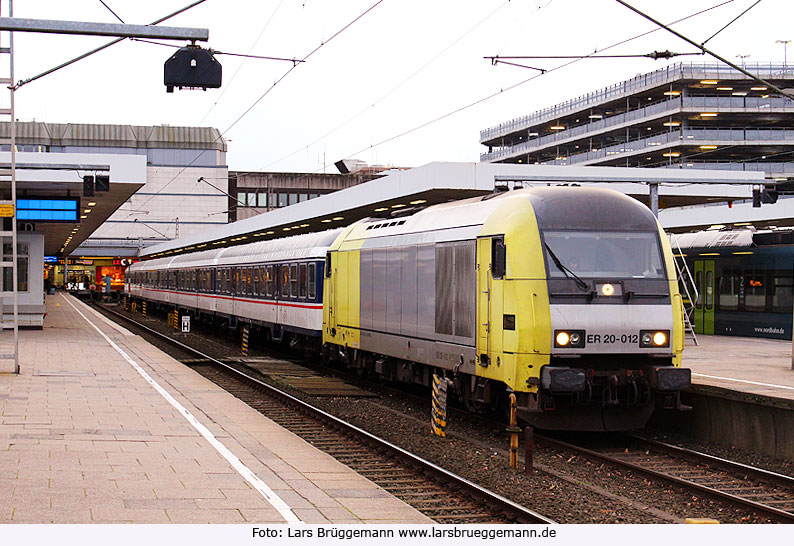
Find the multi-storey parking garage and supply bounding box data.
[480,63,794,184]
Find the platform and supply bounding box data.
[0,292,432,524]
[683,334,794,401]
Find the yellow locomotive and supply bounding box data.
[323,186,689,431]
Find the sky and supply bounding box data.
[6,0,794,173]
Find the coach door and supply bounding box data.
[693,260,715,335]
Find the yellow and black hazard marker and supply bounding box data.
[142,301,147,317]
[123,296,128,311]
[431,374,450,437]
[241,326,250,356]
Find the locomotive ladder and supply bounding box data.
[669,233,698,346]
[0,0,19,373]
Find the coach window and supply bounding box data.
[281,265,289,297]
[265,266,274,297]
[253,267,261,296]
[744,274,765,312]
[308,263,317,299]
[717,275,739,311]
[695,271,703,309]
[705,271,713,310]
[299,263,307,298]
[290,263,298,297]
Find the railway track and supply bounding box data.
[94,303,554,524]
[540,434,794,523]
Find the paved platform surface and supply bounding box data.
[683,334,794,401]
[0,292,432,524]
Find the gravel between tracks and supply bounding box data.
[96,302,787,524]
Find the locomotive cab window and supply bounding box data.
[543,230,665,279]
[325,252,332,278]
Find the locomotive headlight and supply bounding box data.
[554,330,586,348]
[639,330,670,348]
[556,332,570,346]
[601,283,615,296]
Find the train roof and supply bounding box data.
[671,229,794,250]
[344,185,658,247]
[131,228,344,271]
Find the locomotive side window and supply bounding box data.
[325,253,332,278]
[290,264,298,297]
[299,263,307,299]
[492,237,506,279]
[281,265,289,297]
[308,263,317,300]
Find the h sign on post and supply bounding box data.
[181,315,190,333]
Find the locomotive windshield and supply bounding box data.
[543,230,665,280]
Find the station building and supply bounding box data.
[479,63,794,184]
[229,160,390,222]
[0,121,228,291]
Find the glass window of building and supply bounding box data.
[2,242,28,292]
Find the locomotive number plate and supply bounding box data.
[587,333,638,345]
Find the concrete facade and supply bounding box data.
[0,121,229,256]
[229,169,386,222]
[480,63,794,186]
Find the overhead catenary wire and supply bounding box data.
[131,38,303,64]
[98,0,125,24]
[260,0,514,171]
[615,0,794,100]
[324,0,739,175]
[197,0,289,127]
[701,0,762,46]
[13,0,209,90]
[129,0,388,217]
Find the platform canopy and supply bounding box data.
[141,162,765,259]
[0,151,146,255]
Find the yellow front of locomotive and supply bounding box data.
[476,187,688,431]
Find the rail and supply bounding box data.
[94,303,556,525]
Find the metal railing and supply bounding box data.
[480,63,794,143]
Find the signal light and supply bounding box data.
[83,175,94,197]
[164,46,222,93]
